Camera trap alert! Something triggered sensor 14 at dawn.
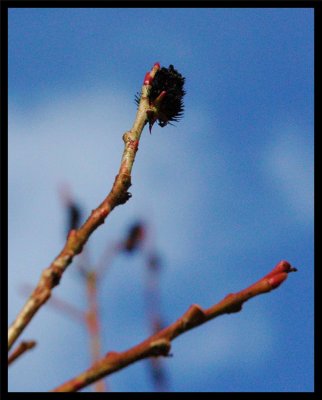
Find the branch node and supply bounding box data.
[181,304,206,330]
[122,131,132,143]
[149,339,171,357]
[223,294,243,313]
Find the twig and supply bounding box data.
[8,340,36,365]
[85,271,107,392]
[20,284,86,324]
[52,260,297,392]
[8,62,161,351]
[47,294,86,324]
[144,253,169,391]
[95,242,122,281]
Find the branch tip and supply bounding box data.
[265,260,297,289]
[8,340,36,365]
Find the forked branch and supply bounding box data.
[8,63,161,351]
[8,340,36,365]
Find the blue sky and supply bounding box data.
[8,7,314,392]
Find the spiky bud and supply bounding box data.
[135,64,186,132]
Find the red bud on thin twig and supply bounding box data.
[263,260,297,288]
[268,273,288,289]
[143,62,160,85]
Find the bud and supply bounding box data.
[67,202,81,234]
[135,64,186,132]
[123,222,145,253]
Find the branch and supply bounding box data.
[144,253,169,391]
[52,260,297,392]
[20,283,86,324]
[8,340,36,365]
[95,242,121,281]
[8,62,161,351]
[84,271,107,392]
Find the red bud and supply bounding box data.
[144,72,153,85]
[264,260,297,280]
[268,272,288,289]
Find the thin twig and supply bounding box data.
[95,242,122,281]
[52,260,297,392]
[144,253,169,391]
[20,284,86,324]
[85,271,107,392]
[46,293,86,324]
[8,63,161,351]
[8,340,36,365]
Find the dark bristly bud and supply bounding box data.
[67,202,81,234]
[135,64,186,133]
[123,222,146,253]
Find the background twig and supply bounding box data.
[84,271,107,392]
[144,253,169,391]
[8,340,36,366]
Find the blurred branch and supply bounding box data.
[84,271,107,392]
[59,183,91,277]
[8,62,161,351]
[95,242,122,281]
[46,294,87,324]
[8,340,36,366]
[122,222,146,253]
[144,253,169,392]
[20,283,86,324]
[52,260,297,392]
[58,182,82,234]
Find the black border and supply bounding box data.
[2,0,318,396]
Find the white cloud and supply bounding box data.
[9,87,299,392]
[262,125,313,226]
[8,86,216,392]
[8,85,211,341]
